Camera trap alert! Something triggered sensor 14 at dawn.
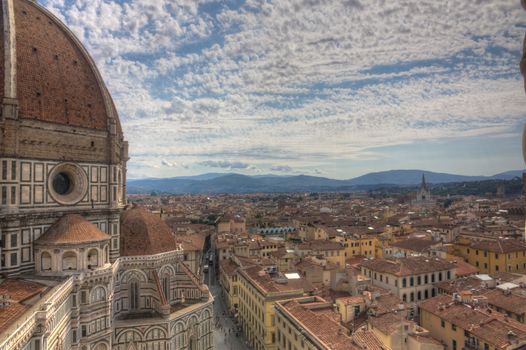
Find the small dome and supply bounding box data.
[120,207,178,256]
[35,214,110,245]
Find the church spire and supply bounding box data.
[421,174,428,191]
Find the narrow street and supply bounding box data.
[203,251,251,350]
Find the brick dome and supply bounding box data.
[120,207,179,257]
[35,214,111,245]
[0,0,121,133]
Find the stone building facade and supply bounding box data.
[0,1,213,349]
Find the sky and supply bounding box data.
[42,0,526,180]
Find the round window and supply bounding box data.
[52,172,71,195]
[47,163,88,205]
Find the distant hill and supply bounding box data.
[127,169,524,194]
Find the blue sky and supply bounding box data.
[43,0,526,179]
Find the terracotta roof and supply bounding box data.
[35,214,110,245]
[360,256,454,277]
[177,233,205,251]
[219,259,239,277]
[420,295,526,348]
[368,312,401,335]
[469,239,526,254]
[434,276,487,295]
[352,329,386,350]
[120,207,178,256]
[240,265,314,295]
[0,279,48,334]
[278,298,359,350]
[447,256,479,277]
[12,0,121,133]
[298,240,344,251]
[336,295,365,306]
[483,289,526,316]
[390,238,436,252]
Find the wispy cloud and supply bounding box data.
[198,160,251,169]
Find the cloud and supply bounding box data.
[270,165,293,172]
[41,0,526,178]
[161,159,176,167]
[198,160,251,169]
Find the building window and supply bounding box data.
[441,320,445,328]
[410,277,414,286]
[496,265,499,272]
[130,281,139,310]
[162,276,170,301]
[452,340,457,350]
[447,271,451,279]
[10,233,17,248]
[10,253,17,267]
[11,161,16,180]
[417,276,421,285]
[354,305,360,316]
[452,324,456,331]
[10,186,15,204]
[1,161,6,180]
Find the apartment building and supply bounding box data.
[274,296,357,350]
[454,239,526,274]
[360,256,456,303]
[237,265,314,350]
[420,294,526,350]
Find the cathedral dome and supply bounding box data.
[120,207,179,257]
[1,0,121,133]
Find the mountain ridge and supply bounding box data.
[127,169,524,194]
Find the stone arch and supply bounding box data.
[92,342,109,350]
[145,326,166,340]
[172,321,186,349]
[41,251,52,271]
[159,264,176,277]
[117,329,143,343]
[90,285,107,303]
[188,315,199,339]
[87,248,99,269]
[62,251,78,270]
[201,308,211,322]
[120,269,148,283]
